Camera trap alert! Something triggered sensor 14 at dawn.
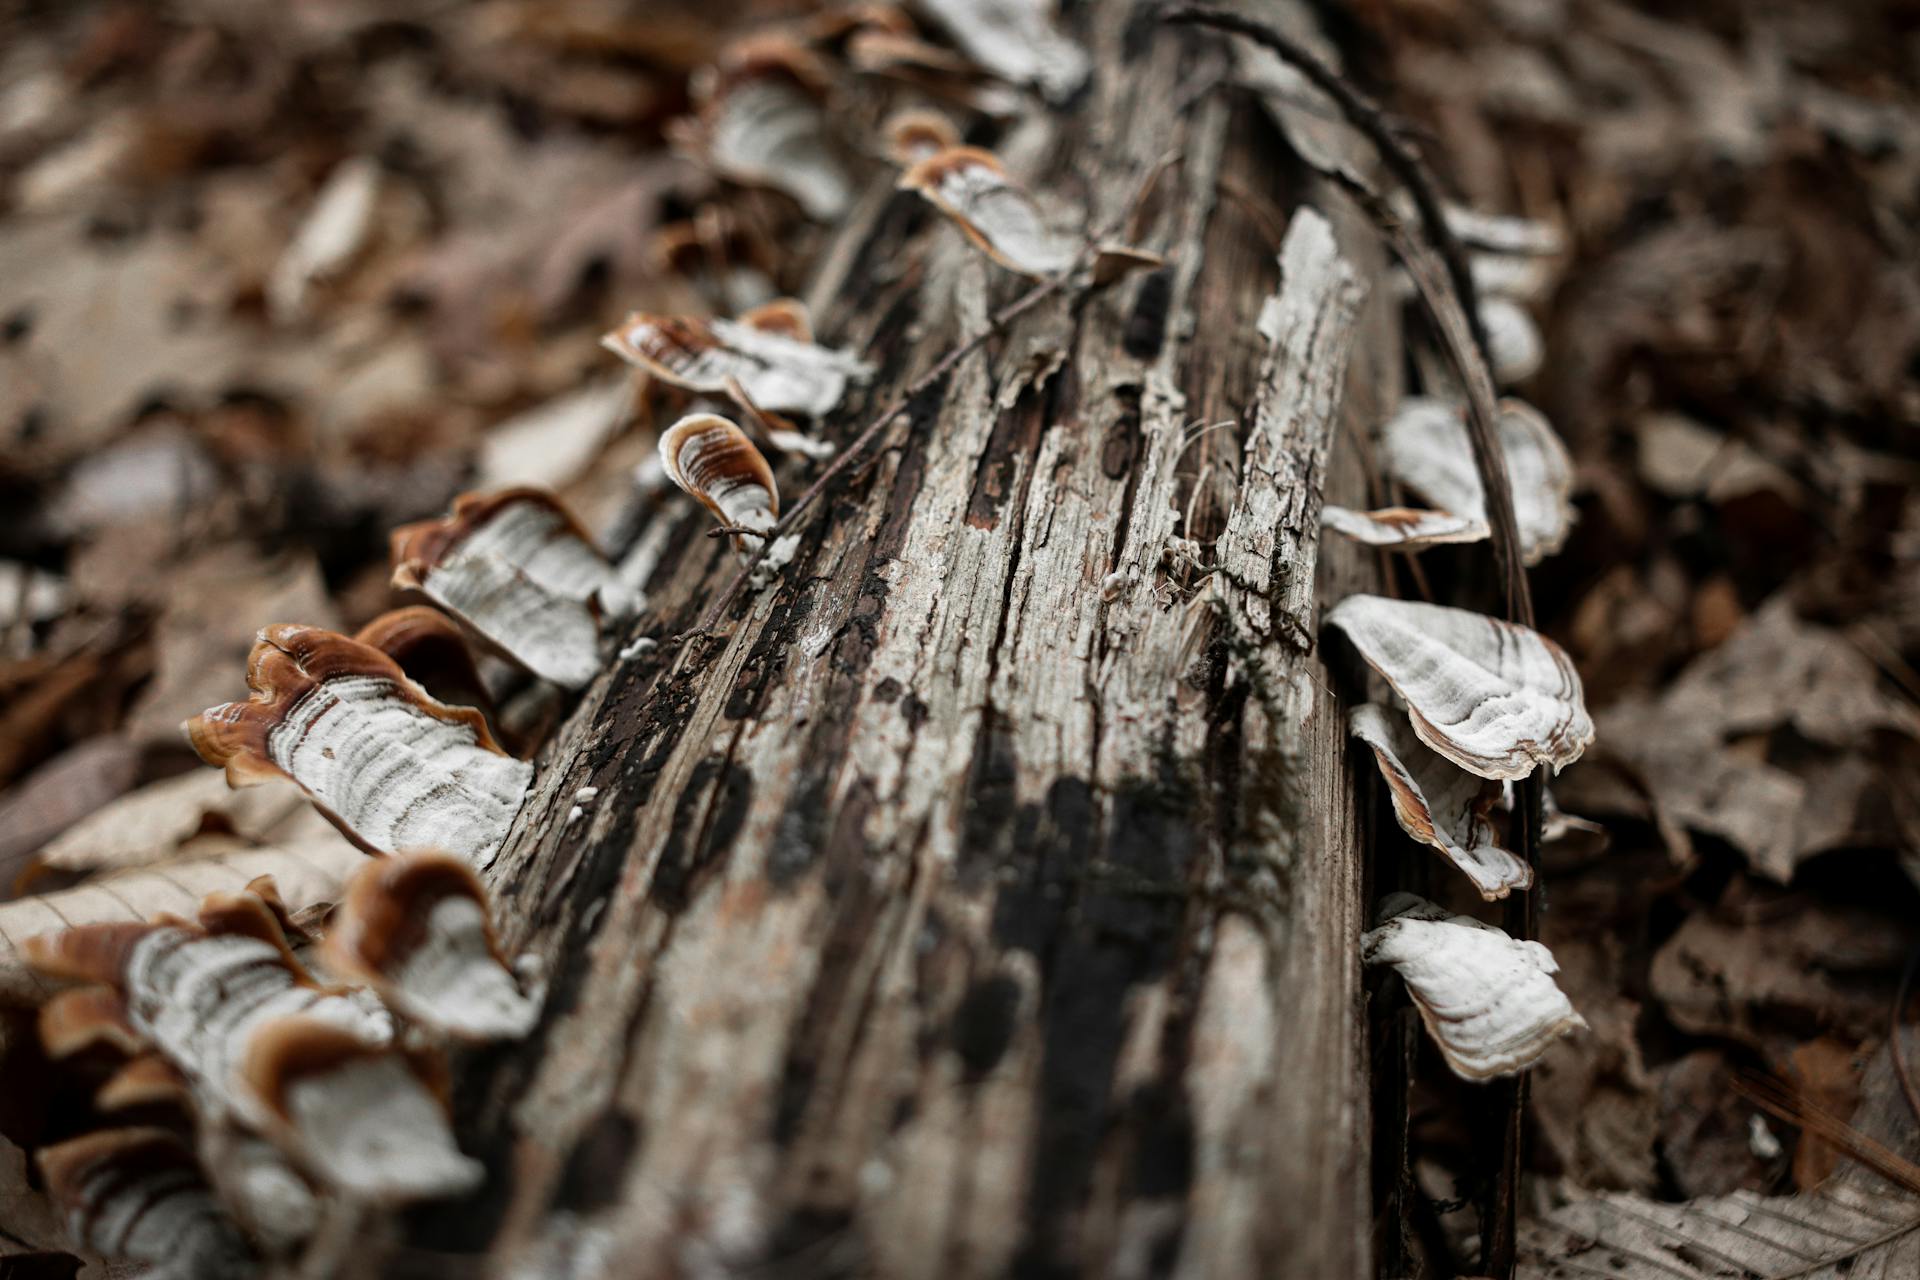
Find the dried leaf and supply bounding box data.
[1349,704,1531,900]
[1364,893,1586,1079]
[31,770,312,878]
[1592,597,1919,880]
[267,156,380,321]
[120,547,342,749]
[184,625,534,866]
[1326,595,1595,780]
[0,737,145,891]
[0,841,369,1005]
[475,376,632,493]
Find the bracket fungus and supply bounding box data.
[39,1127,255,1280]
[898,145,1079,277]
[25,905,480,1204]
[238,1016,482,1202]
[391,488,633,690]
[690,36,852,220]
[884,108,962,166]
[1363,894,1586,1080]
[322,850,542,1041]
[39,984,145,1060]
[353,605,496,722]
[911,0,1089,103]
[659,412,781,554]
[1326,595,1593,781]
[1319,504,1488,550]
[184,624,534,865]
[1329,396,1572,563]
[1349,704,1531,900]
[95,1053,194,1117]
[601,301,874,420]
[1482,295,1544,385]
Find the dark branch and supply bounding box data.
[1157,4,1490,357]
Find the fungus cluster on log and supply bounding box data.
[1302,205,1593,1076]
[21,853,538,1274]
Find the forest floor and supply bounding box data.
[1,0,1918,1277]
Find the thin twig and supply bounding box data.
[1733,1070,1920,1196]
[684,269,1073,637]
[1894,944,1920,1129]
[1765,1217,1920,1280]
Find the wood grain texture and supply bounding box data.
[355,10,1393,1277]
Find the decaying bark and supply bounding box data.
[361,12,1396,1278]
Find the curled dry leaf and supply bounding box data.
[693,37,851,220]
[1320,504,1489,550]
[898,145,1078,277]
[1349,704,1532,900]
[391,488,632,690]
[0,842,369,1005]
[1326,595,1594,780]
[30,769,311,878]
[659,413,780,554]
[911,0,1089,102]
[323,850,541,1041]
[1363,894,1586,1080]
[601,303,874,418]
[1380,396,1573,565]
[39,1127,255,1280]
[184,625,534,866]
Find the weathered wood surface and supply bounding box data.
[363,13,1395,1279]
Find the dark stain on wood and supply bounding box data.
[952,971,1024,1080]
[1123,268,1174,360]
[1004,773,1194,1276]
[965,380,1050,530]
[553,1108,641,1212]
[651,758,752,913]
